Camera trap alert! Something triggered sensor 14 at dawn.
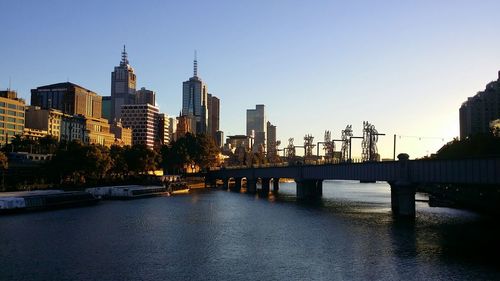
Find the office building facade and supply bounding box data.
[157,113,171,146]
[136,87,155,106]
[120,103,159,149]
[0,90,25,145]
[182,56,208,134]
[31,82,102,119]
[25,106,63,141]
[207,94,220,139]
[246,104,266,152]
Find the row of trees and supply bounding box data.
[1,133,220,188]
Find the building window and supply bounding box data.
[7,104,16,109]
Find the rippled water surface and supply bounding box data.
[1,181,499,280]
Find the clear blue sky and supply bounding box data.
[2,0,500,158]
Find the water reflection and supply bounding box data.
[0,181,499,280]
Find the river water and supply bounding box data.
[1,181,499,281]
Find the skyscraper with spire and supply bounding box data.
[110,45,136,122]
[182,52,208,134]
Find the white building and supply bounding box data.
[121,103,159,149]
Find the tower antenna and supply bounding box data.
[193,50,198,77]
[121,45,128,65]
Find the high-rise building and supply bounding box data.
[207,94,220,139]
[168,116,177,142]
[266,121,277,156]
[460,71,500,139]
[157,113,171,146]
[120,103,159,149]
[182,54,208,134]
[0,90,25,145]
[215,130,224,148]
[136,87,155,106]
[31,82,102,119]
[246,104,266,152]
[111,45,136,122]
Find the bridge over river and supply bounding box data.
[206,154,500,218]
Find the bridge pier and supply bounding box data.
[205,177,217,188]
[295,179,323,200]
[390,183,416,218]
[261,178,271,194]
[222,178,229,190]
[273,178,280,191]
[390,153,415,219]
[233,177,243,191]
[246,178,257,194]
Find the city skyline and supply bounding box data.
[2,1,500,158]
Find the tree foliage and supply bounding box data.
[161,133,220,173]
[435,134,500,159]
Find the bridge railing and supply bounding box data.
[410,158,500,185]
[213,158,367,171]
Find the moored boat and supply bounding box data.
[166,181,190,196]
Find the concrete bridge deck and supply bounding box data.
[206,154,500,218]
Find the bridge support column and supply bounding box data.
[222,178,229,190]
[390,183,416,218]
[295,179,322,200]
[261,178,271,194]
[273,178,280,191]
[246,178,257,194]
[205,177,217,188]
[316,180,323,197]
[390,153,415,219]
[233,178,243,191]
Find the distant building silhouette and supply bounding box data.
[460,71,500,139]
[111,45,136,122]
